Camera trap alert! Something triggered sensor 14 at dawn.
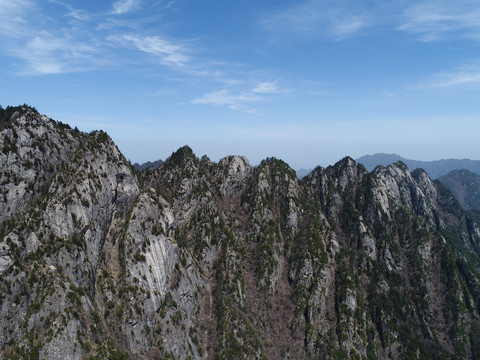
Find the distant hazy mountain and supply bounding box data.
[357,153,480,179]
[439,169,480,210]
[132,159,163,171]
[296,168,312,179]
[355,153,404,170]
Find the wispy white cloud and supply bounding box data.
[330,17,365,40]
[67,9,90,21]
[399,1,480,41]
[437,71,480,87]
[261,1,323,35]
[252,81,282,94]
[262,1,480,43]
[192,89,264,114]
[111,0,140,15]
[192,81,288,113]
[192,89,254,106]
[423,71,480,88]
[0,0,33,37]
[47,0,90,22]
[0,0,286,88]
[11,32,98,75]
[0,0,196,75]
[260,0,367,41]
[109,34,189,67]
[0,0,103,75]
[411,62,480,88]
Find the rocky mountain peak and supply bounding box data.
[1,104,39,128]
[217,155,252,197]
[165,145,197,166]
[326,156,366,191]
[219,155,251,179]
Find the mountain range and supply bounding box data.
[1,105,480,359]
[356,153,480,179]
[132,160,163,172]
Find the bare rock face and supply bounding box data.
[1,106,480,360]
[0,112,82,223]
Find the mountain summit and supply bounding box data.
[1,107,480,359]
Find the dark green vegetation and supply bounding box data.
[0,104,38,129]
[1,106,480,359]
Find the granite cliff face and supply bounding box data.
[1,106,480,359]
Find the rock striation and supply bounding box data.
[1,105,480,359]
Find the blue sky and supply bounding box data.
[0,0,479,169]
